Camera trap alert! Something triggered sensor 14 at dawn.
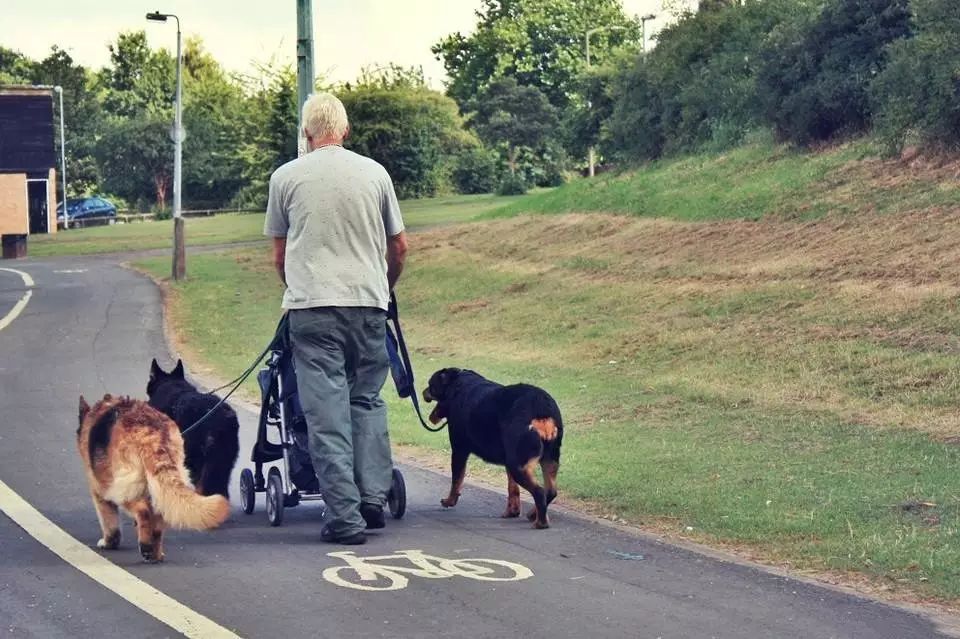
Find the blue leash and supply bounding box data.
[386,291,445,432]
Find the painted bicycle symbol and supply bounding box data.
[322,549,534,592]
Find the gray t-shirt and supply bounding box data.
[263,146,405,311]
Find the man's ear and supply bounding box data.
[343,125,351,142]
[173,359,184,378]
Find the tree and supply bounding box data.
[698,0,741,12]
[96,116,173,209]
[432,0,639,110]
[180,38,249,206]
[341,68,476,198]
[757,0,911,145]
[30,46,102,196]
[0,47,34,84]
[100,31,175,119]
[466,77,560,177]
[870,0,960,151]
[232,64,299,208]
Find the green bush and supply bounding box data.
[757,0,911,146]
[870,0,960,152]
[604,0,804,162]
[451,146,500,194]
[341,83,474,199]
[496,174,528,196]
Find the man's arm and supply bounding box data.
[386,231,408,291]
[273,237,287,286]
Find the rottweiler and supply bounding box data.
[422,367,563,529]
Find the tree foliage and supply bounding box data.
[757,0,911,145]
[605,0,808,161]
[340,65,476,198]
[466,77,560,178]
[870,0,960,151]
[432,0,639,110]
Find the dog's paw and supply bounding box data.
[139,542,164,563]
[533,518,550,530]
[502,506,521,518]
[97,530,121,550]
[440,496,458,508]
[526,508,537,522]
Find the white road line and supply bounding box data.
[0,267,33,332]
[0,479,242,639]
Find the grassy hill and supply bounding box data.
[494,138,960,222]
[136,138,960,605]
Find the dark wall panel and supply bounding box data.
[0,93,56,173]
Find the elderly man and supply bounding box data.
[264,92,408,545]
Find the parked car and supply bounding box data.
[57,197,118,226]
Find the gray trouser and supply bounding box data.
[289,306,393,537]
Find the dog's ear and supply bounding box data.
[78,395,90,422]
[150,358,162,380]
[173,359,184,378]
[440,368,461,386]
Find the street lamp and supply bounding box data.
[584,25,627,178]
[146,10,185,280]
[640,13,657,55]
[53,86,68,230]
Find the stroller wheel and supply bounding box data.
[388,467,406,519]
[266,468,284,527]
[240,468,256,515]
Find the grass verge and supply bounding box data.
[31,193,527,258]
[493,138,960,221]
[136,207,960,606]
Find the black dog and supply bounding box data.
[422,368,563,529]
[146,359,240,499]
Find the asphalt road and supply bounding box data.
[0,256,957,639]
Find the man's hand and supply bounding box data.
[386,231,408,291]
[273,237,287,285]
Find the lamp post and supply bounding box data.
[584,25,626,178]
[146,10,185,280]
[53,85,68,230]
[640,13,657,55]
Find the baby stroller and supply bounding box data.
[238,310,408,526]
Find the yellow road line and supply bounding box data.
[0,479,242,639]
[0,267,34,288]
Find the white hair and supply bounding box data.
[301,92,350,140]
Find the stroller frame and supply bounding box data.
[238,332,407,527]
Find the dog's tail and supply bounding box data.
[143,446,229,530]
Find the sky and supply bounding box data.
[6,0,670,89]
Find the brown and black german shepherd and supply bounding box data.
[77,394,230,563]
[422,368,563,529]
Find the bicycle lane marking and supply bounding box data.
[321,549,534,592]
[0,267,33,332]
[0,479,242,638]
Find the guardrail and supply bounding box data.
[59,208,263,229]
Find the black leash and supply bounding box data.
[386,291,446,432]
[180,293,442,438]
[179,314,289,437]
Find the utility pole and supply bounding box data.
[146,10,185,280]
[296,0,315,157]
